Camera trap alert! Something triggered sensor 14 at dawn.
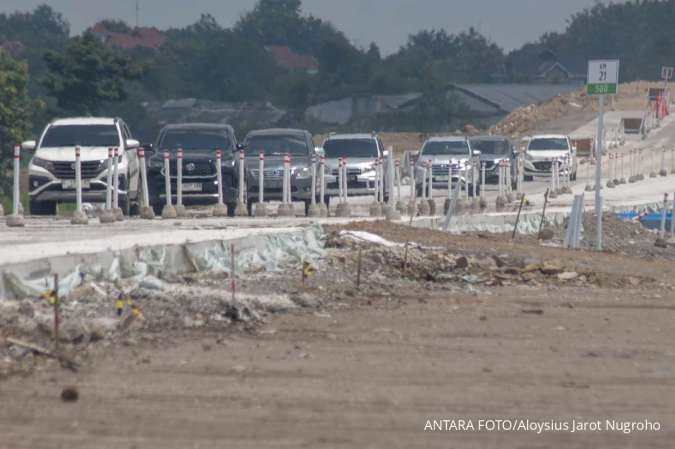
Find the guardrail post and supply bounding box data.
[307,155,321,217]
[6,144,25,227]
[255,151,268,217]
[99,147,116,223]
[137,146,155,219]
[319,156,328,217]
[161,150,177,219]
[112,147,124,221]
[336,156,351,217]
[407,158,417,217]
[175,148,187,217]
[369,156,382,217]
[234,149,248,217]
[417,161,430,216]
[70,146,89,225]
[395,159,406,214]
[212,149,228,217]
[385,150,401,220]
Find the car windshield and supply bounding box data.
[528,138,569,151]
[41,125,120,147]
[160,130,231,152]
[245,135,308,156]
[421,141,469,156]
[323,139,378,158]
[471,139,510,156]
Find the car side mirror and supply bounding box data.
[21,140,36,151]
[383,150,390,157]
[314,147,325,157]
[126,139,140,150]
[236,143,246,151]
[141,143,154,155]
[472,149,480,157]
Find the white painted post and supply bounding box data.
[671,192,675,237]
[138,146,154,219]
[6,144,24,227]
[338,157,344,204]
[113,147,120,211]
[421,160,427,201]
[163,151,172,209]
[176,148,184,214]
[259,152,265,203]
[233,148,247,217]
[343,157,349,201]
[105,147,113,210]
[481,162,486,198]
[426,159,432,203]
[396,159,402,204]
[71,146,88,224]
[319,156,327,216]
[212,149,227,217]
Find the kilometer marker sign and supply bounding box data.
[587,60,620,95]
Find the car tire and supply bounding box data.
[29,200,56,216]
[226,202,236,218]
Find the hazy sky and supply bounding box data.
[1,0,604,53]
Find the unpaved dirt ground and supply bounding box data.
[1,221,674,448]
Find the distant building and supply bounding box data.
[508,45,586,84]
[266,45,319,74]
[90,22,166,50]
[447,83,581,122]
[305,93,422,125]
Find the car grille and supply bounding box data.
[482,161,495,170]
[164,160,215,178]
[260,168,284,180]
[533,161,552,171]
[51,161,104,179]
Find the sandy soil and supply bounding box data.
[1,222,674,449]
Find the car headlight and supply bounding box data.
[31,157,54,172]
[294,167,312,179]
[361,169,376,180]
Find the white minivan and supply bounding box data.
[22,117,141,215]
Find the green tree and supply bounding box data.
[43,32,142,115]
[0,50,32,199]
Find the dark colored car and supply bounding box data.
[147,123,239,215]
[469,136,518,185]
[243,128,317,214]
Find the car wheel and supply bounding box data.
[226,202,236,218]
[29,200,56,216]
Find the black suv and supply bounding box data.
[147,123,239,215]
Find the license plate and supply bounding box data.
[62,180,90,189]
[182,183,202,192]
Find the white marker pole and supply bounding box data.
[105,147,113,210]
[113,147,120,211]
[319,156,326,215]
[343,157,349,201]
[671,192,675,237]
[595,94,605,251]
[176,148,184,211]
[396,159,402,204]
[212,149,228,217]
[164,151,172,209]
[481,162,486,199]
[6,144,24,226]
[259,152,265,204]
[70,146,88,224]
[421,160,427,201]
[238,149,245,205]
[338,157,344,204]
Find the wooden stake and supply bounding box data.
[230,243,235,302]
[512,194,526,240]
[538,188,550,239]
[356,248,362,289]
[402,241,409,272]
[53,273,60,352]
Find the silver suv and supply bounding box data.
[322,133,388,203]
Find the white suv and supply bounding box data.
[23,117,141,215]
[523,134,577,181]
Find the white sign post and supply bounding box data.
[587,59,619,251]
